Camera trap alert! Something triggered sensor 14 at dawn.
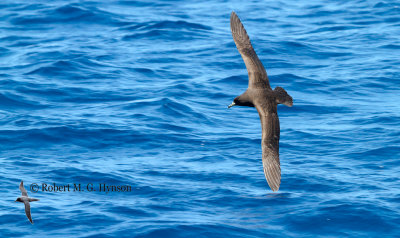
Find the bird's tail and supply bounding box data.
[274,87,293,107]
[29,198,39,202]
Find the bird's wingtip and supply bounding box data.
[271,187,280,192]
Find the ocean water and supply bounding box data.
[1,0,399,237]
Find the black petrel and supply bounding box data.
[228,12,293,191]
[15,181,39,224]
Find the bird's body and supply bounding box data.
[15,181,39,224]
[228,12,293,191]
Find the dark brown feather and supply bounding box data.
[19,181,28,197]
[256,103,281,191]
[230,12,271,89]
[24,201,33,224]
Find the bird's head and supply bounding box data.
[228,97,239,108]
[228,94,254,108]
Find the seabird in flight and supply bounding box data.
[15,181,39,224]
[228,12,293,191]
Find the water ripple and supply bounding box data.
[1,0,399,237]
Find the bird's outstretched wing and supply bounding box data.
[19,181,28,197]
[256,103,281,191]
[230,12,270,89]
[24,201,33,224]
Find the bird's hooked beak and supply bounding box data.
[228,102,236,108]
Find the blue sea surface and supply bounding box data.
[1,0,400,237]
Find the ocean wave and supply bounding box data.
[1,0,400,237]
[10,3,127,26]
